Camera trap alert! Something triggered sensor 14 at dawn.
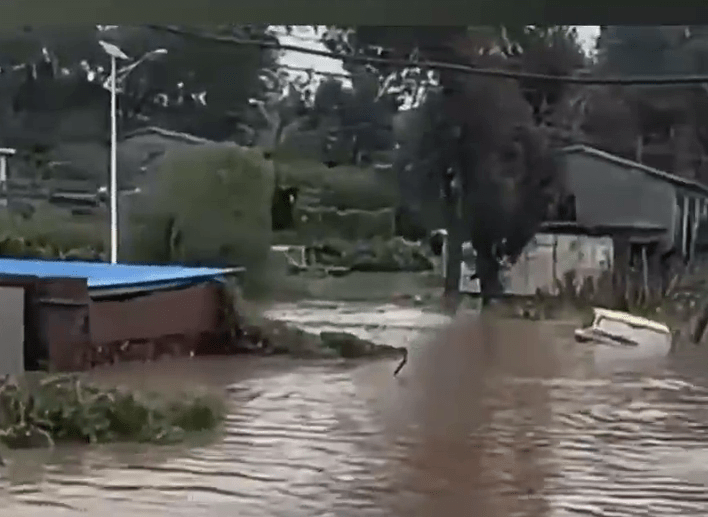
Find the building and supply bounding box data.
[559,145,708,263]
[459,224,614,297]
[0,259,244,375]
[459,145,708,298]
[38,126,212,194]
[118,126,214,179]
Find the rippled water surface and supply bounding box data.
[3,301,708,516]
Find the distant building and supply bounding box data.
[459,225,616,297]
[559,145,708,264]
[457,145,708,298]
[119,126,214,178]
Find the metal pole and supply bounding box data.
[110,55,118,264]
[441,231,448,279]
[0,155,7,208]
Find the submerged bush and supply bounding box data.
[0,374,224,449]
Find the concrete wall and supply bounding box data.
[0,286,25,375]
[565,153,678,252]
[459,233,613,296]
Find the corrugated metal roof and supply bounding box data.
[561,144,708,196]
[0,258,243,293]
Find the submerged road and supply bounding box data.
[2,302,708,516]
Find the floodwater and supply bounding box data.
[4,301,708,516]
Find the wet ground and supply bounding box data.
[3,301,708,516]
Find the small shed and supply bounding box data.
[0,259,244,374]
[458,222,668,299]
[459,227,613,297]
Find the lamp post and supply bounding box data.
[98,42,167,264]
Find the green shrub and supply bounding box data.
[273,157,398,211]
[122,144,275,294]
[309,236,434,272]
[293,206,396,241]
[0,202,107,257]
[0,374,224,448]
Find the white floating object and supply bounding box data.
[575,307,672,365]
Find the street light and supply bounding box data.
[99,40,128,264]
[98,41,166,264]
[115,48,167,86]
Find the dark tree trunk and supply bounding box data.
[443,198,463,311]
[475,243,503,307]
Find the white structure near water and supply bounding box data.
[458,232,614,296]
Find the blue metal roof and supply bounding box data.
[0,258,241,291]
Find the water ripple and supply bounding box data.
[3,304,708,516]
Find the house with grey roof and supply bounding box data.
[559,144,708,264]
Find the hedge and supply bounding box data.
[121,144,275,290]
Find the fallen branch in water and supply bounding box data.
[393,348,408,376]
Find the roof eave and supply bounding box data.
[561,144,708,196]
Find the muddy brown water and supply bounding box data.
[3,301,708,516]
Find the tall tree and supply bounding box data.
[325,26,571,305]
[0,25,281,150]
[593,26,708,179]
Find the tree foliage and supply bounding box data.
[592,26,708,177]
[319,26,578,301]
[11,23,708,303]
[0,25,281,151]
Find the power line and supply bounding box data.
[148,24,708,86]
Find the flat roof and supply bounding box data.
[561,144,708,196]
[0,258,243,295]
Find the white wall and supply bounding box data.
[459,233,614,296]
